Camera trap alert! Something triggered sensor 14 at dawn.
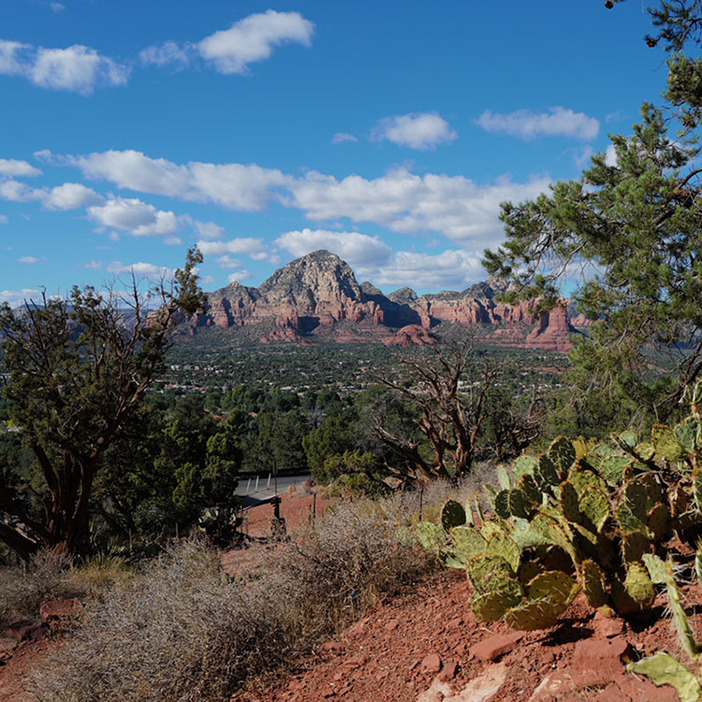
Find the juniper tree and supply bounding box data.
[0,248,205,559]
[483,1,702,425]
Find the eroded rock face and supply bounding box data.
[525,302,577,353]
[186,250,581,351]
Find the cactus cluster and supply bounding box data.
[414,381,702,632]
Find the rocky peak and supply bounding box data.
[387,287,418,304]
[258,250,363,306]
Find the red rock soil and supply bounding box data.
[1,489,698,702]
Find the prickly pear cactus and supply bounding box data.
[628,653,702,702]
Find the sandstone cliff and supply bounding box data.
[187,250,580,352]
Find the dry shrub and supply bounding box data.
[0,549,72,627]
[29,496,436,701]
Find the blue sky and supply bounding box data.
[0,0,667,304]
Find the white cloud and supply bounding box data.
[215,255,242,269]
[276,229,392,274]
[57,148,552,248]
[66,149,289,210]
[88,197,183,237]
[198,237,268,259]
[198,10,314,75]
[45,182,104,210]
[0,40,129,94]
[50,3,66,13]
[0,159,42,177]
[0,41,29,76]
[139,41,191,70]
[372,113,457,150]
[227,270,250,283]
[0,215,8,224]
[106,261,174,279]
[84,260,103,269]
[332,132,358,145]
[18,256,39,264]
[0,288,42,307]
[373,249,484,290]
[0,180,44,203]
[31,45,129,95]
[476,107,599,141]
[289,168,551,246]
[195,220,226,240]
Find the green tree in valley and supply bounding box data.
[0,248,205,559]
[484,2,702,427]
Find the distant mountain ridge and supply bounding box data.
[185,250,579,352]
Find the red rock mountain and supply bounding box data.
[187,250,580,352]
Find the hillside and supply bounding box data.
[182,251,581,353]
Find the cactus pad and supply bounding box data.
[579,486,611,533]
[485,533,521,572]
[513,454,538,481]
[580,559,608,609]
[622,530,650,563]
[651,423,686,462]
[518,473,542,508]
[441,499,466,532]
[470,591,519,623]
[535,454,560,489]
[527,570,579,608]
[451,525,486,563]
[415,522,446,555]
[549,436,576,474]
[628,653,701,702]
[600,455,631,486]
[646,503,671,542]
[675,417,701,454]
[497,464,512,491]
[559,481,581,523]
[504,599,562,631]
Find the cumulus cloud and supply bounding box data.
[198,10,314,74]
[276,229,392,274]
[50,3,66,13]
[0,159,42,177]
[0,289,42,307]
[0,40,130,94]
[195,220,226,240]
[331,132,358,145]
[106,261,174,279]
[65,149,289,210]
[372,113,457,150]
[139,41,191,70]
[198,237,269,259]
[372,249,485,291]
[227,270,250,283]
[45,182,104,210]
[0,41,29,76]
[18,256,39,264]
[289,168,551,246]
[88,197,183,237]
[476,107,599,141]
[55,148,552,247]
[215,255,241,269]
[0,180,44,203]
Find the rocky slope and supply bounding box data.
[187,250,580,352]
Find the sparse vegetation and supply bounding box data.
[27,490,452,701]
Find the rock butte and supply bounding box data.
[181,250,582,352]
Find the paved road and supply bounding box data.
[235,473,312,509]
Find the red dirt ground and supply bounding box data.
[233,571,693,701]
[2,488,698,702]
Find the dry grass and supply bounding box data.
[28,492,442,702]
[0,549,132,630]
